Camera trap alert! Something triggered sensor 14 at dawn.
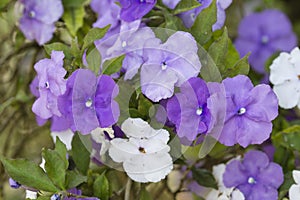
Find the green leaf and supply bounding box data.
[191,168,218,189]
[208,28,229,72]
[163,12,188,31]
[63,6,85,36]
[0,157,59,192]
[274,125,300,151]
[82,26,110,50]
[44,43,72,60]
[102,55,125,75]
[65,170,87,189]
[63,0,87,8]
[71,133,90,175]
[223,54,250,77]
[278,171,295,199]
[37,196,51,200]
[0,0,10,9]
[173,0,201,15]
[93,172,110,200]
[54,137,68,168]
[191,0,217,45]
[138,94,153,119]
[86,46,102,75]
[42,149,67,189]
[140,187,153,200]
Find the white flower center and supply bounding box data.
[196,107,203,116]
[161,62,167,70]
[29,11,36,18]
[45,81,50,89]
[85,99,93,108]
[261,35,269,44]
[190,13,196,20]
[121,41,127,48]
[248,177,256,184]
[238,107,246,115]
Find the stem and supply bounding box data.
[124,178,132,200]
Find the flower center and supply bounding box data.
[29,11,36,18]
[85,99,93,108]
[161,62,167,70]
[45,81,50,89]
[248,177,256,184]
[261,35,269,44]
[298,75,300,80]
[139,147,146,154]
[196,107,203,116]
[237,107,246,115]
[190,13,196,20]
[121,41,127,48]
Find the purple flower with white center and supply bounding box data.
[19,0,63,45]
[58,69,120,134]
[235,9,297,74]
[141,31,201,102]
[119,0,157,22]
[32,51,66,119]
[167,77,212,141]
[105,21,157,80]
[223,150,284,200]
[178,0,232,31]
[219,75,278,147]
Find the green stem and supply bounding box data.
[124,178,132,200]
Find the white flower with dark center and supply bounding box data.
[108,118,173,183]
[270,47,300,109]
[289,170,300,200]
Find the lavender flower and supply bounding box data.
[178,0,232,31]
[105,21,157,80]
[223,150,284,200]
[32,51,66,119]
[9,178,21,189]
[58,69,120,134]
[219,75,278,147]
[235,9,297,74]
[141,31,201,102]
[167,77,212,141]
[119,0,157,22]
[19,0,63,45]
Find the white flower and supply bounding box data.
[289,170,300,200]
[91,127,113,157]
[205,164,245,200]
[269,47,300,109]
[108,118,173,183]
[51,129,74,150]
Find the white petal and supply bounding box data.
[121,118,156,138]
[273,82,300,109]
[123,153,173,183]
[293,170,300,184]
[51,129,74,150]
[205,190,220,200]
[91,128,111,155]
[231,189,245,200]
[270,52,298,85]
[25,190,37,199]
[140,138,170,154]
[40,158,45,171]
[289,184,300,200]
[151,129,170,144]
[290,47,300,75]
[109,138,138,162]
[212,164,226,185]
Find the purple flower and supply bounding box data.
[58,69,120,134]
[223,150,284,200]
[19,0,63,45]
[141,31,201,102]
[91,0,121,29]
[179,0,232,31]
[32,51,67,119]
[105,20,157,80]
[218,75,278,147]
[64,188,99,200]
[167,77,212,141]
[119,0,157,22]
[235,9,297,73]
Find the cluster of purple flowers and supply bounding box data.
[31,51,120,134]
